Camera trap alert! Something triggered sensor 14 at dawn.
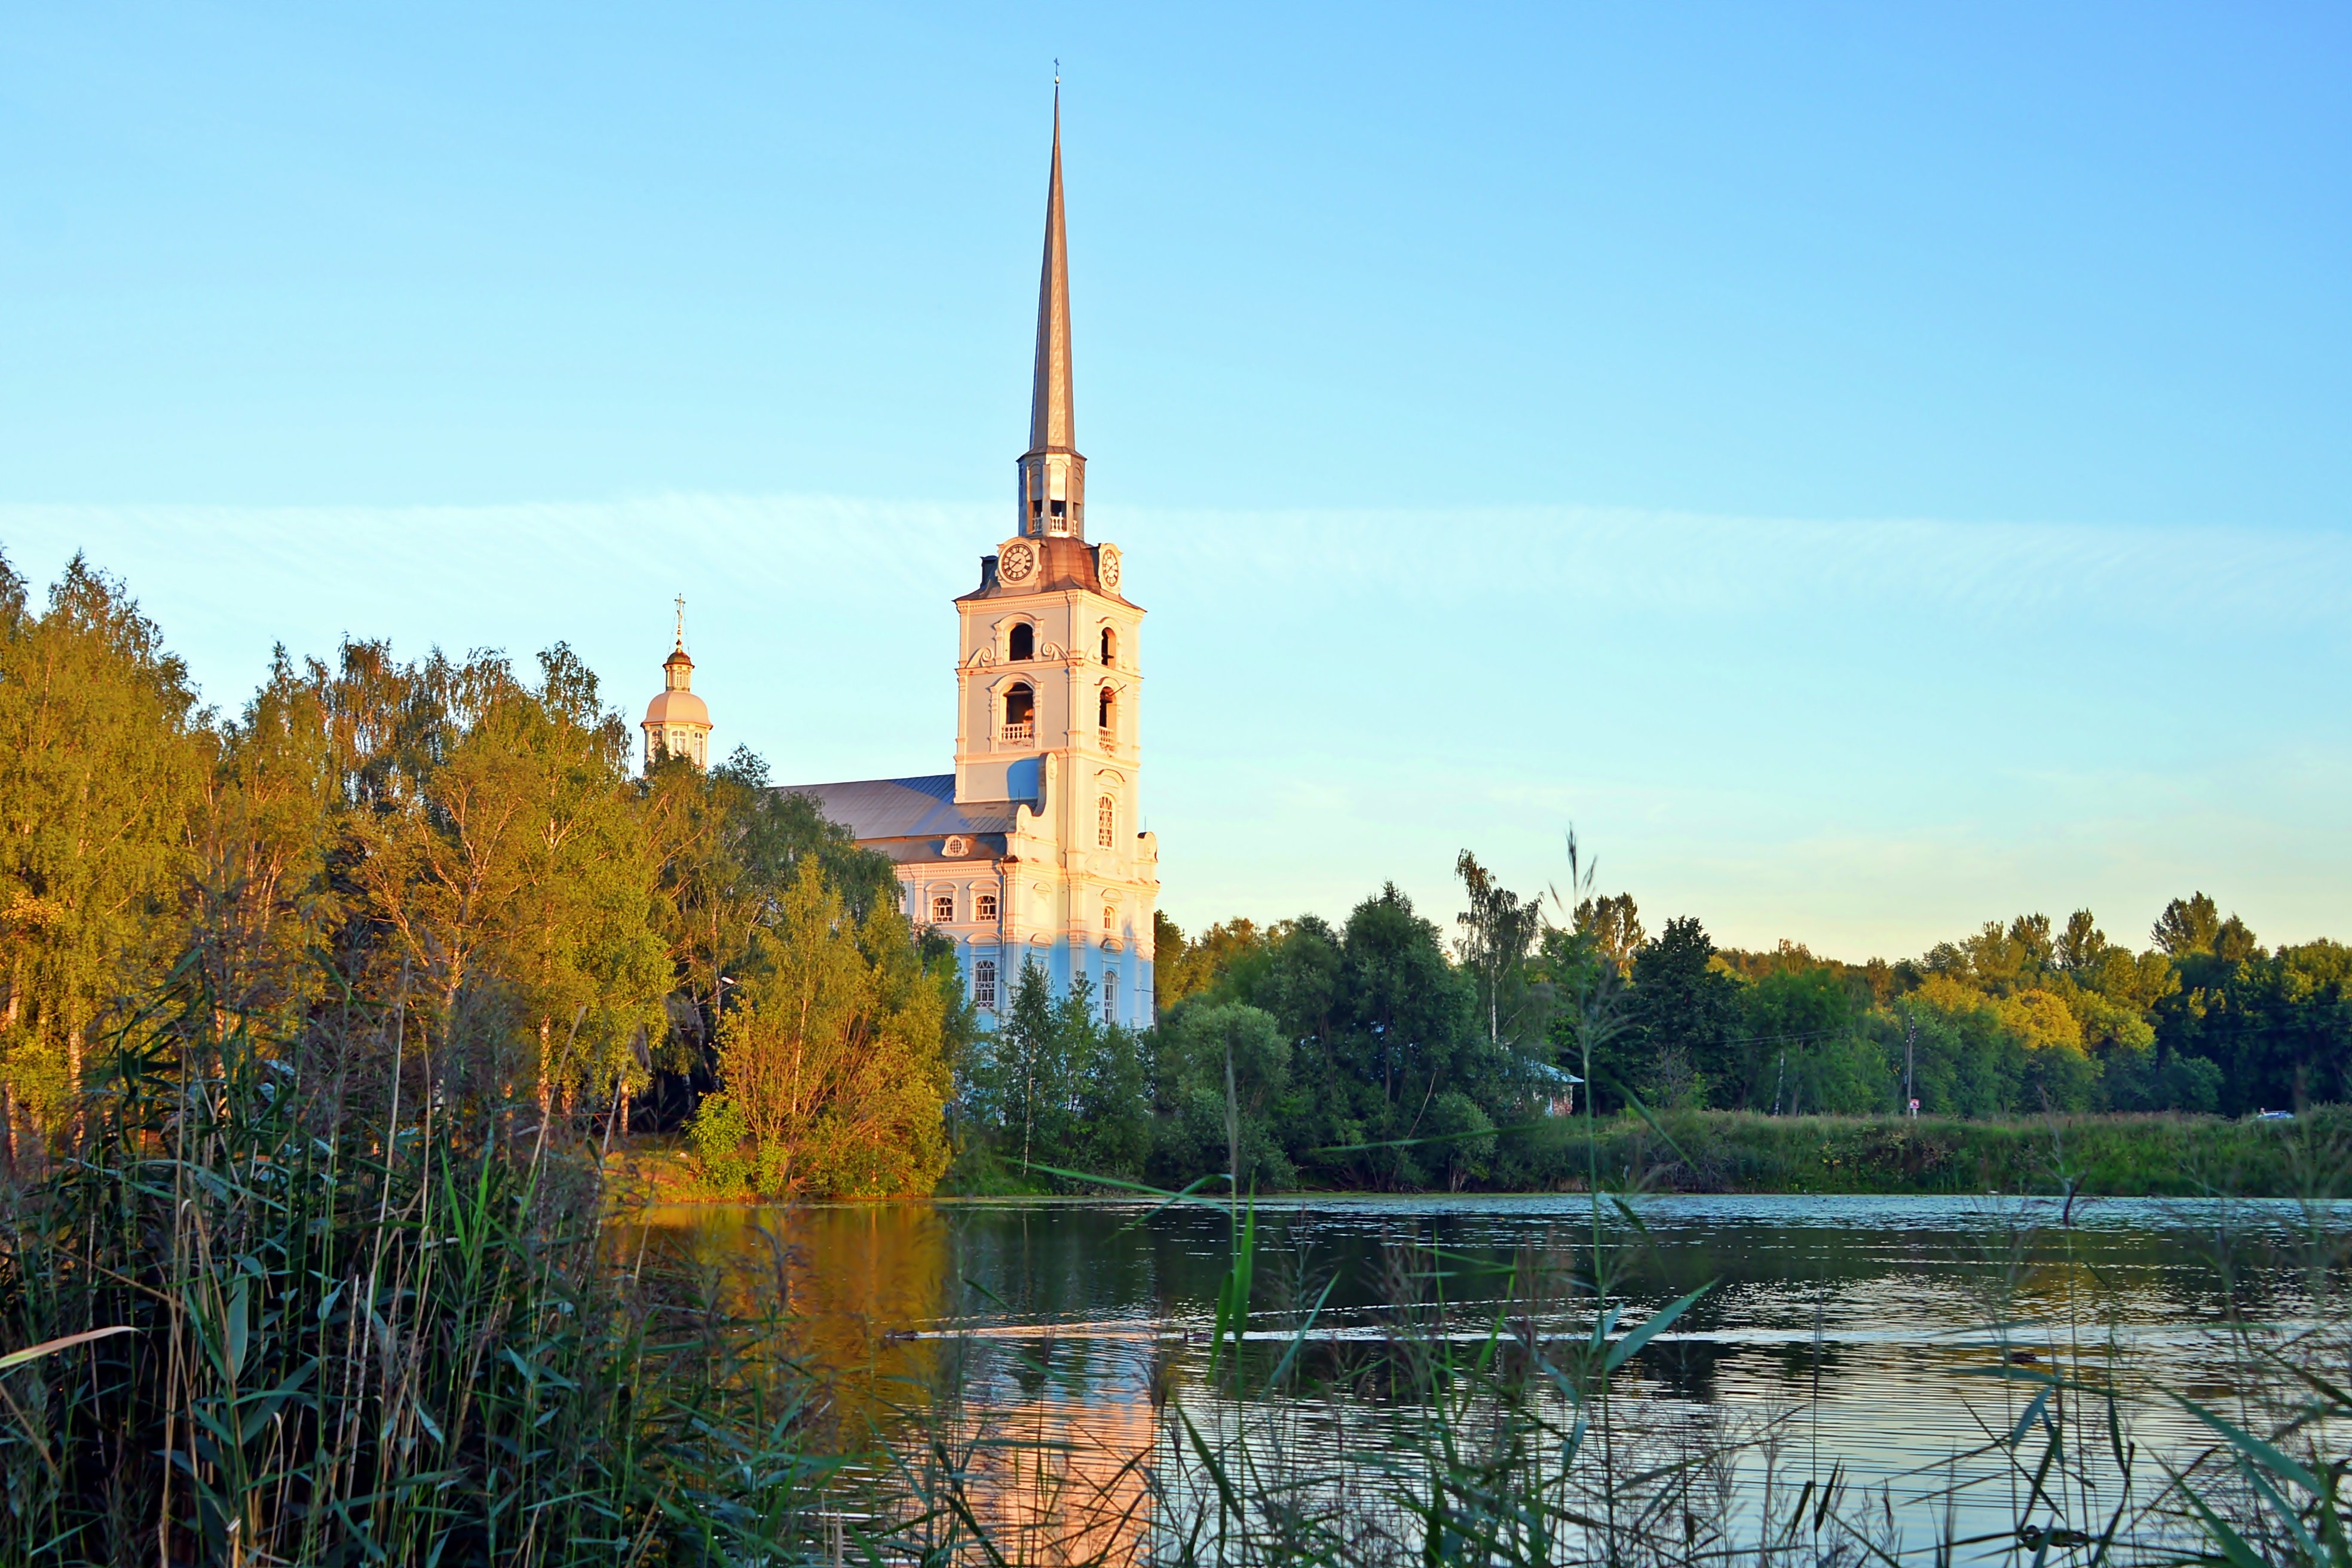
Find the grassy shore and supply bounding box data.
[623,1110,2352,1203]
[1547,1105,2352,1199]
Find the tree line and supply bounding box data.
[973,852,2350,1193]
[0,551,965,1194]
[7,549,2346,1199]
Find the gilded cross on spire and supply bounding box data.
[673,592,687,650]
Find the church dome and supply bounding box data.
[642,687,710,728]
[641,630,713,772]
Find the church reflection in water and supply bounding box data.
[621,1201,1160,1566]
[941,1395,1157,1567]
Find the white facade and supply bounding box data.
[770,97,1159,1028]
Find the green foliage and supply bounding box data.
[957,963,1150,1190]
[1620,917,1741,1108]
[700,868,953,1198]
[0,970,848,1564]
[686,1090,755,1193]
[1151,999,1296,1192]
[0,554,212,1123]
[1497,1105,2352,1197]
[0,551,952,1191]
[1152,911,1275,1013]
[976,846,2352,1196]
[1453,849,1546,1049]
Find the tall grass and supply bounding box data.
[1524,1107,2352,1198]
[0,961,849,1567]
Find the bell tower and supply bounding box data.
[943,88,1156,1021]
[770,90,1159,1027]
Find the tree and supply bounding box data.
[1621,917,1742,1109]
[194,648,344,1029]
[1153,913,1273,1012]
[2153,893,2262,961]
[1152,999,1294,1191]
[1574,893,1644,978]
[1454,849,1545,1048]
[1270,886,1480,1189]
[636,746,901,1124]
[345,646,669,1113]
[700,867,953,1196]
[2153,939,2352,1113]
[1738,965,1880,1114]
[0,555,211,1130]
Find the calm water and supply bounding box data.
[625,1194,2341,1559]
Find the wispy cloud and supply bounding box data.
[3,494,2344,954]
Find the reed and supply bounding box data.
[0,958,847,1567]
[1494,1106,2352,1198]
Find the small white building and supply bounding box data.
[775,100,1159,1028]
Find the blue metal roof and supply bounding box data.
[776,774,1021,843]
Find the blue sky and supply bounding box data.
[3,4,2347,957]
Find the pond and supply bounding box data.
[620,1193,2344,1561]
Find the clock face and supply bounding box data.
[1098,544,1122,590]
[1000,540,1038,585]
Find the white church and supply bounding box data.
[639,99,1159,1028]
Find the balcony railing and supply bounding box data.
[1099,727,1117,751]
[1000,720,1034,745]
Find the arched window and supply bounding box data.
[1007,622,1034,662]
[930,892,955,924]
[1002,682,1034,743]
[1097,795,1115,848]
[1100,627,1116,666]
[1097,686,1115,729]
[975,891,999,922]
[973,959,998,1010]
[1101,972,1118,1024]
[1102,904,1115,933]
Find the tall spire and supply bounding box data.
[1028,84,1076,455]
[1014,82,1086,539]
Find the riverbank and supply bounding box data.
[611,1107,2350,1203]
[1509,1106,2348,1198]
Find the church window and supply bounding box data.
[1097,795,1115,848]
[973,959,998,1010]
[1101,972,1118,1024]
[1102,904,1115,933]
[976,892,999,922]
[1097,686,1115,736]
[1008,622,1034,662]
[930,893,955,924]
[1100,627,1116,665]
[1002,682,1035,742]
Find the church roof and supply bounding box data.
[956,537,1131,605]
[1027,88,1076,460]
[643,688,710,727]
[778,774,1021,847]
